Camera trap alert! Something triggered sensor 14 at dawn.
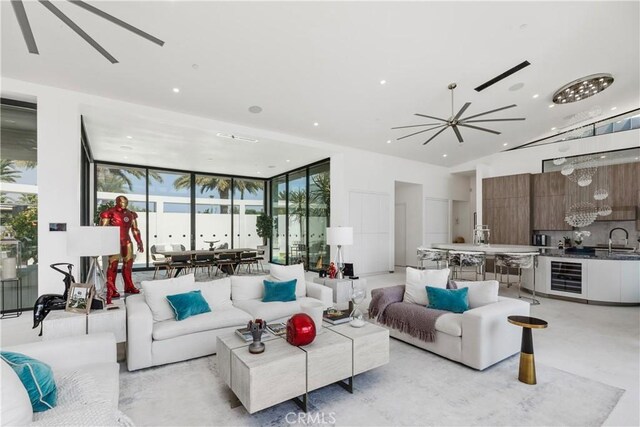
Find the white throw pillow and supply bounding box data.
[230,275,270,301]
[268,263,307,298]
[454,280,499,309]
[403,267,450,306]
[141,274,196,322]
[1,359,33,426]
[197,278,233,310]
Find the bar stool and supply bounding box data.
[417,248,449,269]
[496,252,539,305]
[448,251,486,280]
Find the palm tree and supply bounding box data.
[96,166,163,192]
[235,179,263,200]
[1,160,21,183]
[174,175,231,212]
[310,172,330,219]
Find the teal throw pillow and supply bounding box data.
[262,279,297,302]
[426,286,469,313]
[166,290,211,321]
[0,351,57,412]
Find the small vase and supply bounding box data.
[248,319,266,354]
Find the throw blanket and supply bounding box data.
[369,285,449,342]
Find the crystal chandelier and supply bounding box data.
[593,188,609,201]
[565,202,599,227]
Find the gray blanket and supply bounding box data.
[369,285,449,342]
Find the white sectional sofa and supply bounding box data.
[1,333,121,426]
[126,265,332,371]
[370,271,530,371]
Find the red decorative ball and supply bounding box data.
[286,313,316,346]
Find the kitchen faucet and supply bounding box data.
[608,227,629,253]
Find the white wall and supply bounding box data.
[452,200,471,243]
[394,182,423,267]
[2,77,470,290]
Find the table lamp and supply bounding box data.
[67,226,120,308]
[326,226,353,279]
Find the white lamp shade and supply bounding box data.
[67,226,120,256]
[326,227,353,246]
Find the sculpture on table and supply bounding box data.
[327,262,337,279]
[286,313,316,346]
[99,195,143,304]
[248,319,267,354]
[32,263,75,334]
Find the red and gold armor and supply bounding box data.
[99,195,143,304]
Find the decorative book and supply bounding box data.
[266,322,287,336]
[322,309,351,325]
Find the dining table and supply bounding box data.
[156,248,256,277]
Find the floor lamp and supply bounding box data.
[326,227,353,279]
[67,226,120,309]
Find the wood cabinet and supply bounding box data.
[609,163,639,221]
[532,172,571,231]
[482,174,532,245]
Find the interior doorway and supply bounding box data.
[394,181,423,267]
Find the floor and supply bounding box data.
[1,267,638,426]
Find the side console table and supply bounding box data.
[43,298,126,343]
[312,277,368,311]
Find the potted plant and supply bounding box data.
[256,213,273,246]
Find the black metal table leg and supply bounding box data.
[292,393,308,412]
[336,376,354,393]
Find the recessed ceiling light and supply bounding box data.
[611,106,617,111]
[635,157,639,160]
[548,104,555,108]
[380,80,387,85]
[442,154,447,158]
[551,127,557,130]
[172,87,180,93]
[256,171,261,175]
[532,94,539,99]
[123,156,128,159]
[248,105,263,114]
[600,155,607,159]
[386,140,391,144]
[126,135,133,139]
[313,122,319,127]
[503,143,508,146]
[286,159,290,162]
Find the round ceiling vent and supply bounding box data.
[248,106,263,114]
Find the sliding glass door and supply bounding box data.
[195,175,231,250]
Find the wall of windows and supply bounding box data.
[0,100,38,311]
[95,163,266,269]
[269,160,330,270]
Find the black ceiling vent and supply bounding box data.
[475,61,531,92]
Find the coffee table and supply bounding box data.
[217,322,389,414]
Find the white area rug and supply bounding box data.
[119,339,623,426]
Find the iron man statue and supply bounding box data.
[99,195,143,304]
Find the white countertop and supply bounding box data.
[423,243,552,254]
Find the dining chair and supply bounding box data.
[193,252,216,277]
[150,245,173,279]
[235,251,259,274]
[214,252,236,276]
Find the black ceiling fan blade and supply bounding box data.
[422,126,449,145]
[67,0,165,46]
[391,123,441,130]
[414,113,449,122]
[458,123,501,135]
[451,125,464,143]
[453,102,471,121]
[463,118,526,123]
[461,104,517,121]
[397,125,447,141]
[39,0,118,63]
[11,0,39,54]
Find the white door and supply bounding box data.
[424,198,449,246]
[395,203,406,266]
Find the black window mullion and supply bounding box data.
[145,168,150,267]
[285,175,289,265]
[190,174,196,250]
[230,177,235,249]
[305,167,310,269]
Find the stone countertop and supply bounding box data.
[427,243,554,254]
[540,249,640,261]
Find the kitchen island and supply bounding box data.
[427,243,553,253]
[522,251,640,305]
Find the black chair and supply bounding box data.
[235,251,259,274]
[193,253,216,277]
[214,253,236,276]
[150,245,173,279]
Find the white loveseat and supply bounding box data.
[1,333,121,426]
[126,265,332,371]
[370,269,530,370]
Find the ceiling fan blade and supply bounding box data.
[451,125,464,143]
[463,118,526,123]
[422,126,449,145]
[414,113,449,122]
[397,125,447,141]
[11,0,39,54]
[39,0,118,63]
[461,104,517,121]
[458,123,501,135]
[67,0,165,46]
[453,102,471,121]
[391,123,441,130]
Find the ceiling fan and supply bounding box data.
[392,83,525,145]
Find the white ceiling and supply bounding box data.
[2,1,639,169]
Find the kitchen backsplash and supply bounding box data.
[537,221,639,249]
